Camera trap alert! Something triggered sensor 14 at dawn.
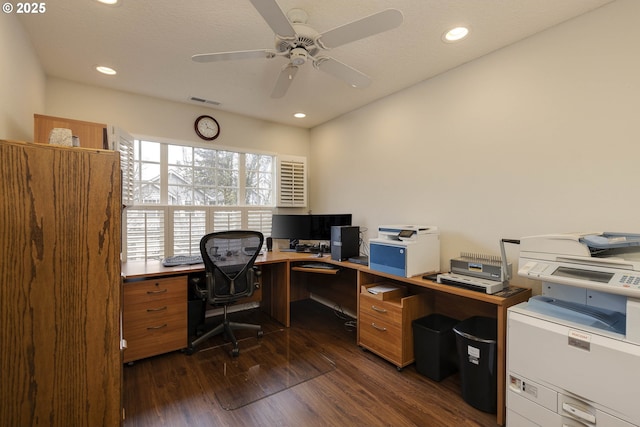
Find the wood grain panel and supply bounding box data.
[0,140,121,426]
[260,261,289,326]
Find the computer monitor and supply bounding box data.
[309,214,352,241]
[270,214,311,240]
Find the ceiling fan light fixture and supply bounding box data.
[443,26,469,43]
[289,47,308,66]
[96,65,117,75]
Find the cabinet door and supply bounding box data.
[0,140,122,426]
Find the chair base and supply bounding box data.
[187,306,262,357]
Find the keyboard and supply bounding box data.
[162,255,203,267]
[299,263,337,270]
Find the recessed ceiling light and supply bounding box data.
[96,0,119,5]
[293,112,306,119]
[443,26,469,42]
[96,65,117,75]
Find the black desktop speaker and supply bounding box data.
[331,225,360,261]
[266,237,273,252]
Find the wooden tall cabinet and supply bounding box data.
[0,140,122,426]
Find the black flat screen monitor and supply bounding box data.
[270,214,311,240]
[309,214,352,240]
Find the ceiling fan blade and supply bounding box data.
[192,49,275,63]
[317,9,403,49]
[271,64,299,98]
[314,57,370,88]
[249,0,296,38]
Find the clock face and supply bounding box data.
[195,115,220,141]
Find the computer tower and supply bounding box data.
[331,225,360,261]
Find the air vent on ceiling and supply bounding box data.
[189,96,221,106]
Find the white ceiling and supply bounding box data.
[19,0,614,128]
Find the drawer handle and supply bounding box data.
[371,323,387,332]
[146,323,168,330]
[147,306,168,312]
[147,288,168,295]
[371,305,387,313]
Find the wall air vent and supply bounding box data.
[189,96,221,106]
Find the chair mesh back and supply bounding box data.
[200,231,264,304]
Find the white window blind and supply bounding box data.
[212,210,242,232]
[108,126,135,206]
[172,209,206,256]
[123,207,273,261]
[124,208,165,261]
[248,210,273,236]
[277,156,307,207]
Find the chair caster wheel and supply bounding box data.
[257,330,264,339]
[231,348,240,357]
[185,346,195,356]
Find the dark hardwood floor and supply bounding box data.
[123,300,499,427]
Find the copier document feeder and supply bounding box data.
[519,231,640,298]
[518,231,640,344]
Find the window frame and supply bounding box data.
[122,136,277,261]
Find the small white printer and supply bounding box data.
[369,225,440,277]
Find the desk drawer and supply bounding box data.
[360,293,402,324]
[124,276,185,305]
[123,316,186,363]
[359,312,402,362]
[123,295,186,325]
[123,275,187,362]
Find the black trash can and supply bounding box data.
[412,313,459,381]
[453,316,498,413]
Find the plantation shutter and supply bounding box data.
[277,156,307,207]
[108,125,135,206]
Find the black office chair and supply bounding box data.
[187,230,264,357]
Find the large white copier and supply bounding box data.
[507,232,640,426]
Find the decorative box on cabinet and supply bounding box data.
[358,283,430,370]
[123,275,188,363]
[0,140,122,426]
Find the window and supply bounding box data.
[123,139,276,261]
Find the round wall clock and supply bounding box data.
[194,115,220,141]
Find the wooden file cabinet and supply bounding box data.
[358,284,429,369]
[123,276,187,363]
[1,140,122,425]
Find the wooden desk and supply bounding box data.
[121,252,530,425]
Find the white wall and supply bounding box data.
[0,14,45,141]
[45,78,311,158]
[309,0,640,290]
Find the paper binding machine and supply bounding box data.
[437,251,512,294]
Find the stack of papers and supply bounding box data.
[367,284,400,295]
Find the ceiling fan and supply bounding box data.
[192,0,403,98]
